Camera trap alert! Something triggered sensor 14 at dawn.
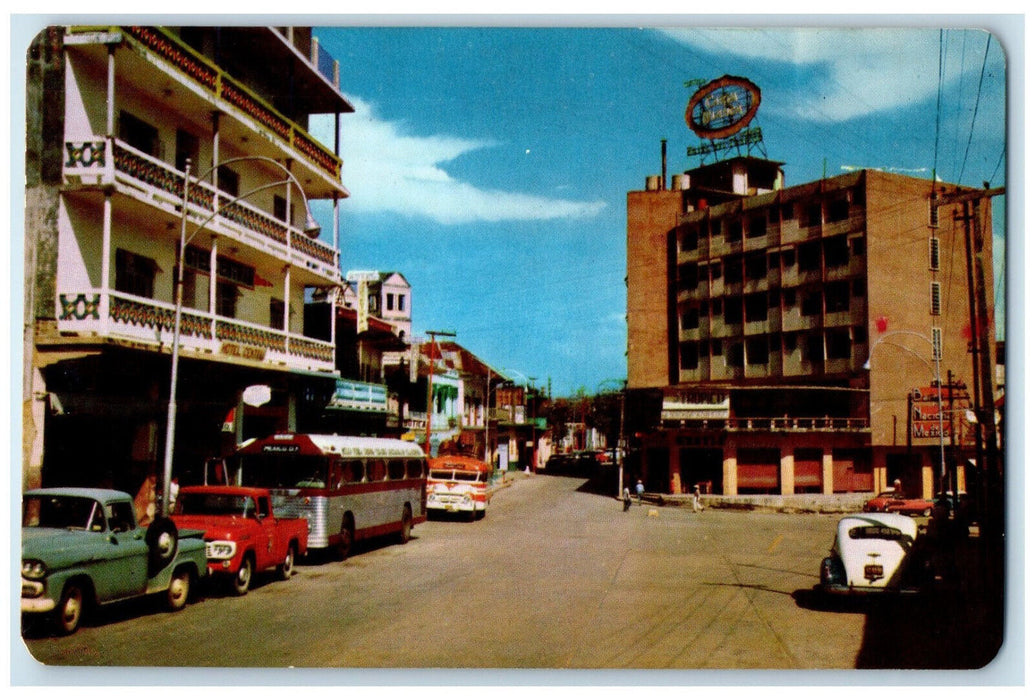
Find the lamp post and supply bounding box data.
[864,330,946,497]
[161,156,321,518]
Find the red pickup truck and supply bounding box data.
[171,486,308,596]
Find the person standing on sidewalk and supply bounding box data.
[692,484,703,513]
[635,479,645,504]
[623,487,632,512]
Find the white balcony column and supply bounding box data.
[282,266,291,344]
[105,45,116,136]
[209,111,221,194]
[208,239,218,338]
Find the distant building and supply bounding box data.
[627,156,997,499]
[23,26,352,490]
[342,270,412,341]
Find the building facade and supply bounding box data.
[24,26,352,492]
[627,157,996,500]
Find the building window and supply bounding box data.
[798,241,821,272]
[851,236,866,256]
[746,336,769,365]
[726,219,743,244]
[216,282,238,318]
[269,299,285,330]
[175,129,199,173]
[932,327,943,360]
[805,334,825,363]
[825,281,851,313]
[724,256,743,284]
[711,340,722,356]
[748,215,766,238]
[710,219,722,238]
[115,249,157,298]
[745,252,767,281]
[118,111,159,157]
[724,296,743,325]
[386,293,396,311]
[827,196,850,223]
[398,294,406,313]
[680,228,699,252]
[783,289,796,306]
[678,263,699,290]
[801,289,823,317]
[680,342,699,370]
[929,237,941,270]
[273,195,295,225]
[929,197,940,227]
[726,342,744,368]
[827,329,852,359]
[681,308,700,331]
[824,236,850,268]
[930,281,942,316]
[802,202,822,228]
[745,293,767,323]
[217,166,240,198]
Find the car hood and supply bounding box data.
[21,526,141,567]
[171,515,255,541]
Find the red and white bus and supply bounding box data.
[230,434,427,558]
[426,455,491,520]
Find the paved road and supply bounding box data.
[19,473,1000,677]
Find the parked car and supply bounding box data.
[21,487,208,635]
[863,489,903,513]
[884,496,935,517]
[171,486,308,595]
[818,512,923,596]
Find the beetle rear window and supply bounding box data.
[848,525,904,540]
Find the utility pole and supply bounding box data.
[932,185,1004,542]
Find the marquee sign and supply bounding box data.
[685,75,762,140]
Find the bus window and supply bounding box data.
[369,459,387,481]
[387,460,406,480]
[406,459,424,479]
[344,460,365,484]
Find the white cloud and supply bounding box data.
[662,28,953,122]
[323,97,608,224]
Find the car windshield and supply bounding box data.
[23,495,104,531]
[176,493,254,517]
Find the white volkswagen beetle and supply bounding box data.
[819,512,923,595]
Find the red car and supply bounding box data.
[884,497,935,517]
[863,489,902,513]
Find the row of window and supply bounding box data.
[113,247,286,329]
[679,280,865,331]
[679,327,943,371]
[678,187,864,250]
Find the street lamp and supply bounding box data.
[161,156,322,517]
[864,329,946,498]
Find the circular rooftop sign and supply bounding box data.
[685,75,762,140]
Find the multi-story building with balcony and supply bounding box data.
[24,26,353,491]
[627,156,996,500]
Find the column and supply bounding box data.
[822,450,834,495]
[722,444,738,495]
[780,445,794,496]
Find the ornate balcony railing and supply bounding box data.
[119,26,342,180]
[63,138,339,277]
[57,290,335,373]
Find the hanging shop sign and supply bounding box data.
[685,75,762,140]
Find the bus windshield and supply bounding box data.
[237,453,328,489]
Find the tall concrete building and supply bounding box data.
[627,156,998,501]
[23,26,353,491]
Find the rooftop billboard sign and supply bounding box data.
[685,75,762,140]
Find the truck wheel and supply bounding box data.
[338,515,355,561]
[146,517,179,576]
[277,544,295,581]
[56,582,86,635]
[399,505,413,544]
[232,556,253,596]
[166,568,191,611]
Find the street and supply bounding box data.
[20,472,1001,676]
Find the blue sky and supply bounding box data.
[310,24,1007,397]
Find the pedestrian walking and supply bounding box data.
[623,487,632,512]
[692,484,703,513]
[635,479,645,504]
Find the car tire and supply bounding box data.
[277,545,295,581]
[232,556,253,596]
[338,515,355,561]
[56,582,86,635]
[146,517,179,576]
[399,505,413,544]
[166,568,191,611]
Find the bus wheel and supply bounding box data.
[338,515,355,561]
[398,505,412,544]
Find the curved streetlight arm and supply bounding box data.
[864,330,946,494]
[160,156,322,517]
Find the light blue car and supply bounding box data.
[21,487,208,635]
